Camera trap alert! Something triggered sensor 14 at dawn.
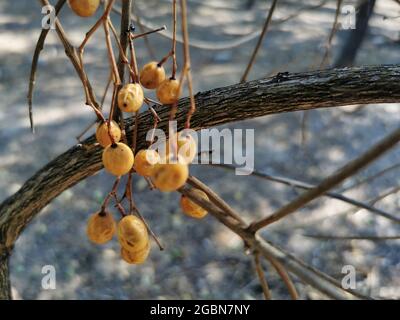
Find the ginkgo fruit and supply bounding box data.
[139,62,166,90]
[156,78,181,105]
[95,120,121,148]
[180,189,209,219]
[118,83,144,112]
[68,0,100,17]
[151,156,189,192]
[163,132,197,164]
[86,211,116,244]
[118,215,149,253]
[102,142,134,176]
[134,149,160,177]
[121,243,150,265]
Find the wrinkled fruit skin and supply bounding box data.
[134,149,160,177]
[151,156,189,192]
[118,215,149,253]
[118,83,144,112]
[86,211,116,244]
[95,120,122,148]
[121,244,150,265]
[68,0,100,17]
[180,189,209,219]
[102,143,134,176]
[156,78,181,105]
[163,132,197,164]
[140,62,166,90]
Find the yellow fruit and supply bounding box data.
[151,156,189,192]
[68,0,100,17]
[121,244,150,265]
[102,143,134,176]
[118,215,149,252]
[139,62,166,90]
[134,149,160,177]
[156,78,181,105]
[180,189,209,219]
[86,211,116,244]
[164,132,197,164]
[95,120,122,148]
[118,83,144,112]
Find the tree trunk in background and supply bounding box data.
[334,0,376,67]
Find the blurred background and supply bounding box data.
[0,0,399,299]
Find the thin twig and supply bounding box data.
[240,0,279,83]
[340,162,400,192]
[320,0,343,68]
[253,251,272,300]
[266,256,299,300]
[28,0,67,133]
[248,127,400,232]
[211,163,400,224]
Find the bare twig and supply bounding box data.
[253,251,272,300]
[28,0,67,133]
[240,0,279,82]
[266,256,299,300]
[320,0,343,68]
[340,162,400,192]
[249,127,400,232]
[211,164,400,224]
[178,0,196,129]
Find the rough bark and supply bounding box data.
[0,253,11,300]
[0,64,399,298]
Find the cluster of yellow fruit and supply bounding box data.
[68,0,208,264]
[87,212,150,264]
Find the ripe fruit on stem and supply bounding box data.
[156,78,181,105]
[86,211,116,244]
[102,142,134,176]
[118,83,144,112]
[180,189,209,219]
[164,132,197,164]
[121,243,150,265]
[95,120,122,147]
[140,62,166,89]
[134,149,160,177]
[118,215,149,252]
[68,0,100,17]
[151,156,189,192]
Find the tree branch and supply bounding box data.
[0,251,11,300]
[248,126,400,232]
[1,64,400,250]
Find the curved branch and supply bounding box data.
[1,64,400,250]
[0,254,10,300]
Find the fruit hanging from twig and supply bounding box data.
[86,211,116,244]
[180,189,209,219]
[134,149,160,177]
[156,78,181,105]
[118,215,149,253]
[95,120,122,148]
[102,142,134,176]
[151,156,189,192]
[68,0,100,18]
[118,83,144,112]
[140,62,166,90]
